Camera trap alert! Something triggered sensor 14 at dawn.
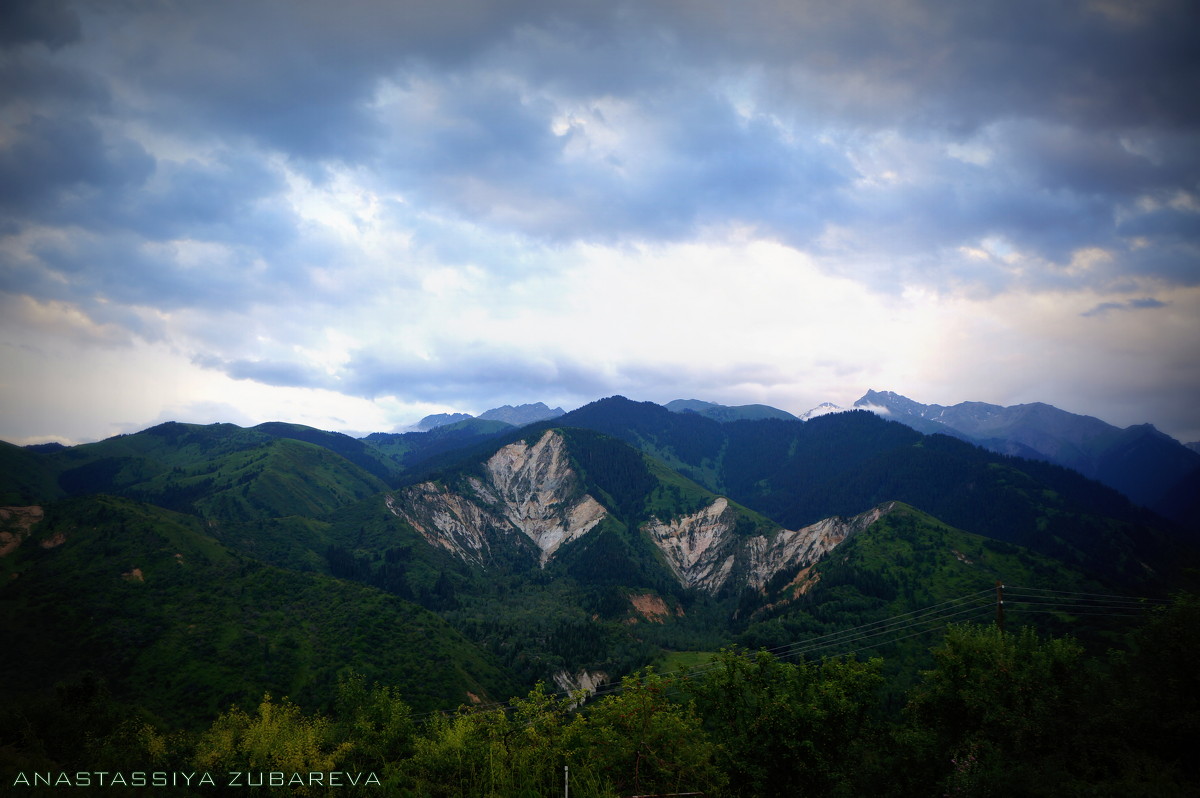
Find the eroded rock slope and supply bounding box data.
[387,428,895,592]
[387,430,606,567]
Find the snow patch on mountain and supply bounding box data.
[799,402,847,420]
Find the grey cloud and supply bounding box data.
[339,349,611,404]
[111,153,297,246]
[0,0,81,49]
[15,225,312,318]
[298,346,795,413]
[196,355,330,390]
[658,0,1200,131]
[82,0,576,163]
[3,0,1198,312]
[1080,297,1167,317]
[374,67,851,244]
[0,113,153,216]
[193,344,773,417]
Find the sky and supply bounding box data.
[2,0,1198,445]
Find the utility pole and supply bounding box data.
[995,580,1005,633]
[564,765,569,798]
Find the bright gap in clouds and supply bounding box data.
[0,231,1033,444]
[3,231,1197,444]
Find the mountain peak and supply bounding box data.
[665,399,798,422]
[854,390,943,419]
[799,402,846,421]
[478,402,565,426]
[410,412,475,432]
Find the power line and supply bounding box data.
[407,585,1169,725]
[1002,585,1172,603]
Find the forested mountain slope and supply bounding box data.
[525,398,1193,593]
[3,397,1196,731]
[0,495,519,729]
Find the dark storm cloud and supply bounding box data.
[3,0,1198,322]
[0,0,82,49]
[0,113,153,216]
[372,68,852,244]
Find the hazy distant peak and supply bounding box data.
[400,402,565,433]
[665,399,797,422]
[409,412,475,432]
[478,402,565,426]
[854,390,946,420]
[851,389,1200,521]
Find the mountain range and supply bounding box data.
[403,402,565,432]
[849,390,1200,530]
[3,393,1198,734]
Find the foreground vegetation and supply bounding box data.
[4,597,1197,797]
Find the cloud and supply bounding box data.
[1081,297,1168,317]
[0,0,81,49]
[2,0,1199,443]
[5,0,1197,288]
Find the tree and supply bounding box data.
[401,683,583,798]
[904,624,1088,796]
[565,668,725,797]
[680,648,884,797]
[193,694,350,794]
[331,672,416,775]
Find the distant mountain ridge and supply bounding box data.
[405,402,564,432]
[479,402,566,426]
[665,399,798,422]
[853,389,1200,526]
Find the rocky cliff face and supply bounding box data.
[644,498,740,592]
[387,430,607,567]
[646,499,895,594]
[553,668,609,704]
[742,503,895,591]
[387,427,893,590]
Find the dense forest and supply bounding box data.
[4,597,1198,796]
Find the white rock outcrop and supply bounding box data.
[485,432,607,564]
[645,499,895,594]
[387,430,607,567]
[553,668,609,703]
[386,426,894,591]
[644,498,739,592]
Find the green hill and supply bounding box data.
[737,503,1126,665]
[0,495,519,729]
[0,440,63,505]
